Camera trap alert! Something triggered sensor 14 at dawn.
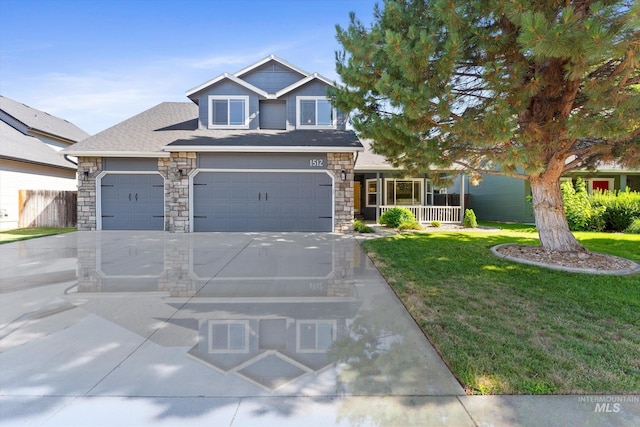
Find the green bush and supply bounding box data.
[624,218,640,234]
[353,219,374,233]
[430,220,442,228]
[591,189,640,232]
[398,220,422,231]
[463,209,477,228]
[561,179,606,231]
[379,207,416,228]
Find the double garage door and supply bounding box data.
[100,172,333,232]
[193,172,333,232]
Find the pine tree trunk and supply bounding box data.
[530,177,585,253]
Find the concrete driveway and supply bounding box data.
[2,232,639,427]
[0,231,469,426]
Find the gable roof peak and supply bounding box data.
[233,54,310,79]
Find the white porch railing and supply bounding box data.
[379,205,462,223]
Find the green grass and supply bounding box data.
[363,224,640,395]
[0,227,76,244]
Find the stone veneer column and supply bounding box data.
[167,152,197,233]
[327,152,355,233]
[76,157,103,231]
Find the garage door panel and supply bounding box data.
[193,172,332,232]
[101,174,164,230]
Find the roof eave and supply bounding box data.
[0,155,76,170]
[166,145,364,153]
[275,74,335,98]
[28,128,81,145]
[186,73,269,100]
[61,151,171,158]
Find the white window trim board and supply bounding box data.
[208,95,250,129]
[296,96,337,130]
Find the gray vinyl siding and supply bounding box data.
[240,62,306,93]
[466,175,534,223]
[199,152,327,170]
[283,81,348,130]
[197,81,260,130]
[103,157,158,171]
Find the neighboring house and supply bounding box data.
[445,163,640,224]
[62,55,363,232]
[0,95,89,230]
[354,139,466,223]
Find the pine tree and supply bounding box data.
[334,0,639,252]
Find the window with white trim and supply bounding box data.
[385,179,423,206]
[366,179,379,207]
[208,320,250,353]
[296,96,336,129]
[208,96,249,129]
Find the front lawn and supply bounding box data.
[0,227,76,244]
[363,225,640,394]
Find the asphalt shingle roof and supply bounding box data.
[64,102,363,155]
[0,95,89,142]
[354,139,397,171]
[0,121,76,169]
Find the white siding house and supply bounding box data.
[0,96,89,230]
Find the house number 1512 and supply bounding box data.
[309,159,324,167]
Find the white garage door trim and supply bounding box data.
[189,169,334,232]
[96,171,166,231]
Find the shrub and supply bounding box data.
[625,218,640,234]
[463,209,477,228]
[561,179,606,231]
[353,219,374,233]
[591,188,640,232]
[379,207,416,228]
[398,220,422,231]
[430,220,442,228]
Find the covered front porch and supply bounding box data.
[354,172,467,224]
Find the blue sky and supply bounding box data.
[0,0,377,134]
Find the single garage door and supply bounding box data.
[193,172,332,232]
[101,174,164,230]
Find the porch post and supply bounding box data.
[459,173,465,224]
[375,172,380,224]
[620,174,628,191]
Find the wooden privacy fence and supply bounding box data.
[18,190,77,228]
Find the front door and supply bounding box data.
[354,181,361,214]
[592,180,610,192]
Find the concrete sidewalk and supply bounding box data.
[0,232,638,426]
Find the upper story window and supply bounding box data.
[208,95,250,129]
[296,96,336,129]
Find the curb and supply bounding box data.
[491,243,640,275]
